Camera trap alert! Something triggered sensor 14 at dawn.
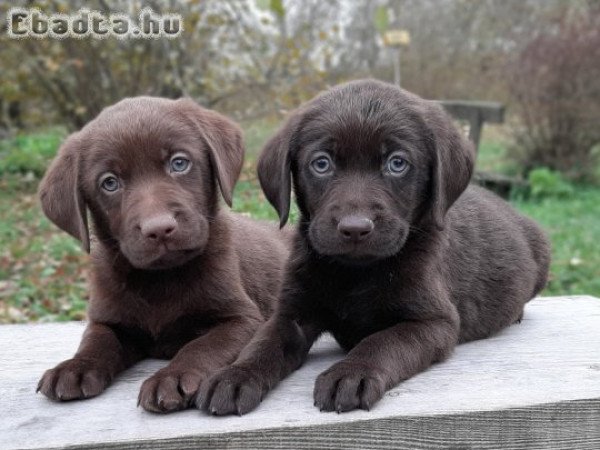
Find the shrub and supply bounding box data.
[0,131,63,177]
[527,167,574,199]
[508,12,600,182]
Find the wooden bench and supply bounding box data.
[439,100,505,150]
[2,296,600,449]
[438,100,527,199]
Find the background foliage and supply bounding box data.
[1,0,599,322]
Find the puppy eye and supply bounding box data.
[170,155,191,174]
[386,155,408,175]
[99,173,120,193]
[311,156,333,175]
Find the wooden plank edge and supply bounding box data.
[29,398,600,450]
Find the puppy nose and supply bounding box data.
[337,216,374,242]
[140,214,177,241]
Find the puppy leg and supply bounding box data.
[138,314,263,413]
[196,314,321,416]
[37,323,144,401]
[314,317,459,413]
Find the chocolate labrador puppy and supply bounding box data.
[197,79,551,415]
[36,97,290,413]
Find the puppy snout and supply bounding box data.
[337,216,374,243]
[140,214,177,242]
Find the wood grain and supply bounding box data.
[1,296,599,450]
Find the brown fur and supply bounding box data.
[36,97,290,413]
[197,79,551,415]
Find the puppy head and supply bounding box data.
[258,79,474,264]
[39,97,244,270]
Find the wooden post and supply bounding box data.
[393,47,401,87]
[383,30,410,88]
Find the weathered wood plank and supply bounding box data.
[439,100,505,123]
[438,100,505,149]
[2,296,600,450]
[472,171,528,199]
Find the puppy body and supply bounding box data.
[198,80,550,415]
[295,185,548,355]
[37,97,290,412]
[442,186,549,342]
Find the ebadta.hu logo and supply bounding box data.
[6,7,183,39]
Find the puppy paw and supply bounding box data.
[138,367,205,413]
[37,358,111,401]
[196,366,263,416]
[313,362,386,413]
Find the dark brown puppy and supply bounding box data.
[197,79,551,415]
[36,97,290,413]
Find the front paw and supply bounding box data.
[314,361,386,413]
[138,366,205,413]
[37,358,111,401]
[196,366,263,416]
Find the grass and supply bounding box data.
[513,189,600,296]
[232,117,300,221]
[477,141,518,176]
[0,125,598,323]
[0,171,88,323]
[0,130,64,177]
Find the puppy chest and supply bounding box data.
[307,274,407,347]
[118,312,216,359]
[321,296,401,346]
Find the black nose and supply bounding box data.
[140,214,177,241]
[337,216,374,242]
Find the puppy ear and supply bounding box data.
[38,133,90,253]
[184,101,244,207]
[425,102,476,229]
[257,112,302,227]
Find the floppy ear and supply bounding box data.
[38,132,90,253]
[184,100,244,207]
[257,112,303,227]
[424,102,476,229]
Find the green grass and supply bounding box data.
[0,129,64,177]
[0,168,88,323]
[239,117,279,158]
[0,126,598,323]
[0,128,87,322]
[231,117,298,221]
[513,189,600,296]
[477,140,520,176]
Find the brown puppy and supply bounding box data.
[197,79,551,415]
[36,97,290,413]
